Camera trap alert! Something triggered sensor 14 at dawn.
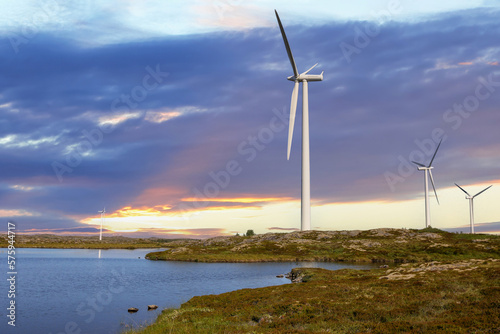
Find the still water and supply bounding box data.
[0,248,376,334]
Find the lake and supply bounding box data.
[0,248,377,334]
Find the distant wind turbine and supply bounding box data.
[412,139,442,228]
[454,183,492,234]
[98,207,106,241]
[275,10,324,231]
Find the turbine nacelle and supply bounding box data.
[416,166,434,171]
[287,72,324,82]
[455,183,492,200]
[287,63,324,82]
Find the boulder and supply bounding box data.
[148,305,158,310]
[128,308,139,313]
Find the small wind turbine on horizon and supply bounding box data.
[454,183,492,234]
[98,207,106,241]
[412,139,442,228]
[275,10,324,231]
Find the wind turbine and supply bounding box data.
[455,183,492,234]
[412,139,442,228]
[98,207,106,241]
[275,10,323,231]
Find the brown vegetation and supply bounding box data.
[130,258,500,333]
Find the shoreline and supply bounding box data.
[145,256,399,263]
[0,245,167,250]
[128,258,500,333]
[130,228,499,332]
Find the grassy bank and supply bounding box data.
[146,228,500,263]
[0,234,184,249]
[130,258,500,333]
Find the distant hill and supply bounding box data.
[0,234,188,249]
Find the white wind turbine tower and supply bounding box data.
[275,10,324,231]
[412,139,442,228]
[98,207,106,241]
[455,183,492,234]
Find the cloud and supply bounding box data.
[1,8,500,234]
[19,227,111,235]
[267,227,300,231]
[0,209,39,217]
[13,226,229,238]
[125,227,230,238]
[444,221,500,234]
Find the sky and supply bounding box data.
[1,0,500,238]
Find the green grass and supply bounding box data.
[146,228,500,263]
[129,259,500,333]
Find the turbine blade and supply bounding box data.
[429,170,439,205]
[275,10,299,78]
[473,185,492,198]
[301,63,318,75]
[412,161,426,167]
[287,81,299,160]
[454,183,470,197]
[428,138,443,167]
